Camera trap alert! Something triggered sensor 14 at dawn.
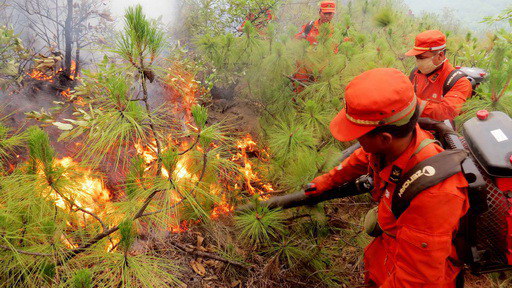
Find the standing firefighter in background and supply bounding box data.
[406,30,472,121]
[237,7,274,34]
[308,68,469,287]
[291,0,337,92]
[294,0,336,45]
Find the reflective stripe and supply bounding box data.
[413,44,446,51]
[346,97,417,126]
[418,99,427,115]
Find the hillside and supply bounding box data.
[403,0,511,31]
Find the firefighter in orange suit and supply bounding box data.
[308,68,469,287]
[292,1,336,92]
[406,30,472,121]
[295,0,336,45]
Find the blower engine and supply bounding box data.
[460,110,512,274]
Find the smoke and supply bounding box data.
[109,0,179,25]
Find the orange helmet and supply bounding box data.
[405,30,447,56]
[320,1,336,13]
[330,68,416,141]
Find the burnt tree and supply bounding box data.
[12,0,113,78]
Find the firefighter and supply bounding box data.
[237,7,273,34]
[405,30,472,121]
[291,1,337,92]
[295,0,336,45]
[308,68,469,287]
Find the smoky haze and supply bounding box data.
[109,0,178,24]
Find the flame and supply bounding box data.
[27,60,78,99]
[164,62,206,121]
[106,238,120,252]
[129,68,273,231]
[134,141,157,165]
[46,157,111,221]
[210,194,234,219]
[27,70,53,81]
[61,235,78,249]
[232,134,274,196]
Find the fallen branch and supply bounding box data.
[170,241,251,270]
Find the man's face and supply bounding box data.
[415,50,445,66]
[357,132,391,155]
[319,11,334,23]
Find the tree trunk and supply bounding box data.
[74,44,80,80]
[63,0,73,77]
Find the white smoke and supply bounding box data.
[109,0,178,25]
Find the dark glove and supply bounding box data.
[304,182,319,196]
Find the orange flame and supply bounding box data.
[232,134,274,196]
[164,63,206,121]
[48,157,111,220]
[27,60,78,99]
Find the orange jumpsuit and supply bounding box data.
[312,126,469,287]
[412,61,472,121]
[295,20,324,45]
[292,20,338,92]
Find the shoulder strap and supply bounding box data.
[409,67,418,93]
[391,149,468,218]
[303,21,315,37]
[409,67,418,82]
[413,138,439,156]
[443,69,467,96]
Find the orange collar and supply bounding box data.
[369,126,435,186]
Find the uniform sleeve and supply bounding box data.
[311,147,369,194]
[381,174,468,288]
[420,77,472,121]
[294,24,307,40]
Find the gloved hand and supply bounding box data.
[304,182,320,196]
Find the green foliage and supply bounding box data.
[179,0,277,38]
[119,219,135,253]
[161,148,179,178]
[457,29,512,124]
[264,236,307,269]
[115,5,165,68]
[235,205,286,247]
[191,104,208,129]
[267,120,317,162]
[374,7,395,28]
[70,252,181,288]
[60,63,153,167]
[27,126,55,175]
[72,269,93,288]
[0,25,28,88]
[0,123,25,164]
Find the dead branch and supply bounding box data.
[170,241,251,270]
